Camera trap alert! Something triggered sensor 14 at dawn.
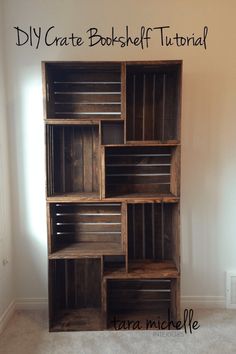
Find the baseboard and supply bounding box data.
[15,296,225,310]
[0,300,16,334]
[15,298,48,310]
[0,295,226,333]
[181,296,226,309]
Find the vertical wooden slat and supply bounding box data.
[74,259,78,308]
[170,146,180,196]
[121,62,126,121]
[142,203,145,259]
[61,127,66,192]
[155,203,162,260]
[46,126,50,196]
[92,125,99,192]
[50,126,54,195]
[132,204,136,259]
[74,126,83,192]
[142,74,146,141]
[171,278,180,321]
[48,260,53,329]
[121,203,127,252]
[101,146,105,199]
[162,73,166,140]
[101,278,107,329]
[65,260,69,308]
[47,203,52,254]
[144,204,152,259]
[127,204,133,263]
[152,74,156,140]
[152,203,155,259]
[172,203,180,271]
[143,73,154,140]
[161,202,164,260]
[132,74,136,140]
[83,127,93,192]
[155,73,164,140]
[177,63,182,141]
[121,63,127,146]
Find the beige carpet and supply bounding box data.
[0,309,236,354]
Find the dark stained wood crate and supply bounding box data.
[104,145,180,198]
[126,63,181,142]
[46,124,100,198]
[128,203,179,270]
[44,63,122,120]
[49,258,103,331]
[48,203,124,258]
[106,278,179,329]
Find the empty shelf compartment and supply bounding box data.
[106,278,179,329]
[128,203,179,268]
[46,124,99,197]
[49,203,124,257]
[126,63,181,142]
[101,120,124,145]
[45,62,122,119]
[49,258,103,331]
[104,145,179,197]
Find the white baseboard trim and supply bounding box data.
[0,295,226,333]
[15,298,48,310]
[0,300,16,334]
[181,296,226,309]
[14,296,226,310]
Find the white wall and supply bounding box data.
[2,0,236,307]
[0,0,14,326]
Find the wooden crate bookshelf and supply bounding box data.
[43,60,182,331]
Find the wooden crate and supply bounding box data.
[106,278,179,329]
[44,62,122,120]
[126,63,181,142]
[48,203,124,258]
[49,258,103,331]
[103,145,180,198]
[46,124,100,199]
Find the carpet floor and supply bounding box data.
[0,309,236,354]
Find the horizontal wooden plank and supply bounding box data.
[108,279,171,290]
[104,261,179,279]
[55,214,121,223]
[55,233,121,243]
[109,291,171,302]
[106,166,170,174]
[76,233,120,243]
[106,155,171,165]
[55,223,121,232]
[109,300,171,311]
[45,119,101,125]
[53,204,121,214]
[106,146,172,155]
[54,113,121,119]
[52,70,121,83]
[47,192,179,203]
[106,183,170,194]
[49,242,125,258]
[53,83,121,93]
[54,103,121,113]
[54,93,121,103]
[106,175,170,184]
